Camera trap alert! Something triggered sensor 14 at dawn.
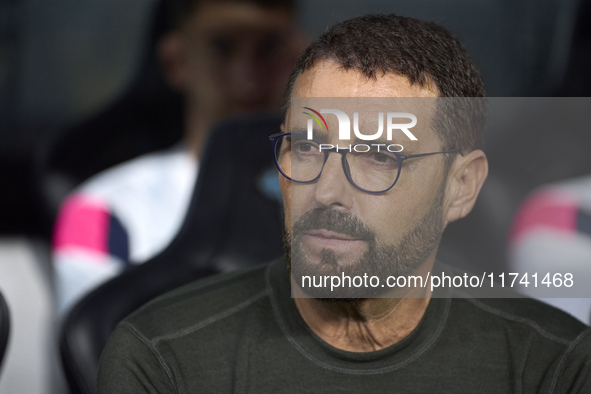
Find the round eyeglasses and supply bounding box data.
[269,132,460,194]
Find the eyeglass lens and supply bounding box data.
[274,134,400,192]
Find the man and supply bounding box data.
[98,15,591,393]
[52,0,302,314]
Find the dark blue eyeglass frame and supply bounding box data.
[269,132,461,194]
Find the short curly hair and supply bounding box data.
[283,14,487,154]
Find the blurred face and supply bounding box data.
[173,1,300,120]
[282,61,449,298]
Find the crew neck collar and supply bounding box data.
[266,258,451,374]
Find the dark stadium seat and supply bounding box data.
[438,97,591,274]
[557,0,591,96]
[59,112,284,394]
[437,0,591,273]
[0,290,9,375]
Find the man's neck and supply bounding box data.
[294,295,431,353]
[293,260,435,353]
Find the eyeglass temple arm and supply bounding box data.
[404,149,463,159]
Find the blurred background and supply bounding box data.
[2,0,590,238]
[0,0,590,393]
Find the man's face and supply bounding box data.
[173,1,301,120]
[282,61,450,298]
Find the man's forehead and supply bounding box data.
[291,60,438,99]
[285,62,441,150]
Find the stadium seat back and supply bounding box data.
[59,112,284,394]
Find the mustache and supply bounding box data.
[291,208,375,241]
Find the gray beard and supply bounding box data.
[284,187,445,299]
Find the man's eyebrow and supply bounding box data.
[290,127,330,143]
[290,126,306,135]
[350,136,417,154]
[309,130,330,143]
[351,136,391,145]
[349,136,394,146]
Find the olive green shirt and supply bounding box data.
[98,259,591,393]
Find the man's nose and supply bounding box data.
[313,153,354,210]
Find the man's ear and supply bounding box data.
[156,31,188,91]
[444,150,488,223]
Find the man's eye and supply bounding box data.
[372,153,392,163]
[358,150,395,162]
[359,151,398,168]
[295,142,314,152]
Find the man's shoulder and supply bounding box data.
[121,262,276,341]
[437,262,589,343]
[456,296,589,344]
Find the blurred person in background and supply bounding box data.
[508,174,591,325]
[52,0,304,315]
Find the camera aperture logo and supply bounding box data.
[302,107,417,152]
